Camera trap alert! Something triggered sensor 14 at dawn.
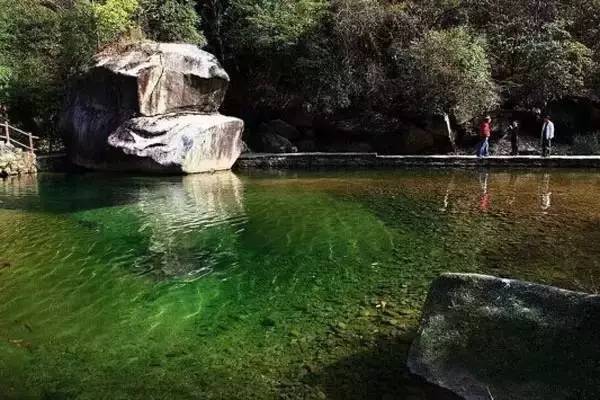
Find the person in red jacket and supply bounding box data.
[477,116,492,157]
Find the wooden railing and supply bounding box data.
[2,120,39,153]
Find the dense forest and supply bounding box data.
[2,0,600,153]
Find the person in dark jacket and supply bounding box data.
[508,121,520,155]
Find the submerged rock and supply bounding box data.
[61,41,243,173]
[257,131,298,154]
[408,273,600,400]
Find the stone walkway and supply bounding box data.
[236,152,600,169]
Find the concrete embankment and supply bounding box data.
[35,152,600,173]
[236,153,600,170]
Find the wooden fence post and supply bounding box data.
[4,121,9,144]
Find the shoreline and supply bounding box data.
[236,152,600,170]
[35,152,600,174]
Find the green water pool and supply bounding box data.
[0,169,598,399]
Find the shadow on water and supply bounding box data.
[0,172,224,213]
[0,172,144,212]
[0,171,248,281]
[285,334,461,400]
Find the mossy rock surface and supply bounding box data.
[408,273,600,400]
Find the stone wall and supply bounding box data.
[0,143,36,177]
[236,152,600,170]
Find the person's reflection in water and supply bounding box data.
[540,173,552,213]
[478,171,491,212]
[507,173,518,207]
[440,172,456,212]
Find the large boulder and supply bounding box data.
[408,273,600,400]
[108,113,243,174]
[256,131,298,153]
[259,119,301,141]
[91,42,228,116]
[399,115,455,154]
[61,42,242,173]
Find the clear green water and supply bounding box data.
[0,170,599,399]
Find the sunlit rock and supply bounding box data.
[109,113,244,173]
[60,41,243,173]
[408,273,600,400]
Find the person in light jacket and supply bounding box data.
[541,115,555,157]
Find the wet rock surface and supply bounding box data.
[61,42,243,173]
[408,273,600,400]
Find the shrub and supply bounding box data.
[232,0,328,51]
[572,132,600,155]
[93,0,140,44]
[138,0,205,45]
[394,27,499,123]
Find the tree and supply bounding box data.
[92,0,139,44]
[139,0,205,45]
[231,0,328,51]
[395,27,499,123]
[513,25,593,107]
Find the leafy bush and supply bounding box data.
[233,0,328,51]
[93,0,139,44]
[138,0,205,45]
[572,132,600,154]
[510,25,593,107]
[395,27,499,123]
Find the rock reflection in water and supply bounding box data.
[133,172,246,281]
[0,174,38,197]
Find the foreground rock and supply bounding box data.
[0,143,36,177]
[408,273,600,400]
[61,42,243,173]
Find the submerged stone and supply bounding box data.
[408,273,600,400]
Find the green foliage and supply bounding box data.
[92,0,139,44]
[0,0,62,124]
[233,0,328,50]
[517,27,593,106]
[396,27,499,123]
[476,3,595,107]
[0,0,206,137]
[3,0,600,140]
[58,2,99,78]
[139,0,206,45]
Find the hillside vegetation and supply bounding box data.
[1,0,600,151]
